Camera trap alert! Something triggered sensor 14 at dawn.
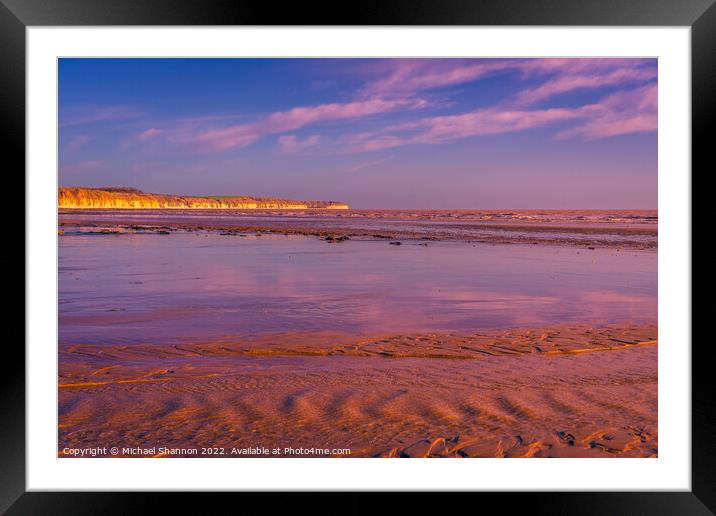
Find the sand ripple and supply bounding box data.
[58,324,657,458]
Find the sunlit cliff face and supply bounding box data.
[58,187,349,210]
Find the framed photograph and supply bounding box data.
[8,0,711,512]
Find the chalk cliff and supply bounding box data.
[58,187,349,210]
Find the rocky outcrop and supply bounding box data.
[58,187,349,210]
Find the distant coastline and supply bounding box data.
[58,186,349,210]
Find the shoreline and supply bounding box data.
[57,218,657,250]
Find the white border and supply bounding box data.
[27,27,691,491]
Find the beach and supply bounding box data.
[58,209,657,457]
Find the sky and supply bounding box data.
[58,58,657,209]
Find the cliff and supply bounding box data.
[58,187,349,210]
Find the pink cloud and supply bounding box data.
[339,106,587,153]
[169,97,426,152]
[514,66,657,106]
[190,125,260,151]
[334,83,656,152]
[137,128,163,141]
[339,133,407,153]
[128,59,656,157]
[556,84,657,140]
[359,58,654,101]
[405,108,584,143]
[361,59,511,97]
[277,134,321,154]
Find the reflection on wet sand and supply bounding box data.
[59,232,656,345]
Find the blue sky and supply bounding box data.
[59,58,657,208]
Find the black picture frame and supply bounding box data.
[5,0,711,513]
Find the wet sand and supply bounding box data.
[58,210,657,458]
[59,324,657,458]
